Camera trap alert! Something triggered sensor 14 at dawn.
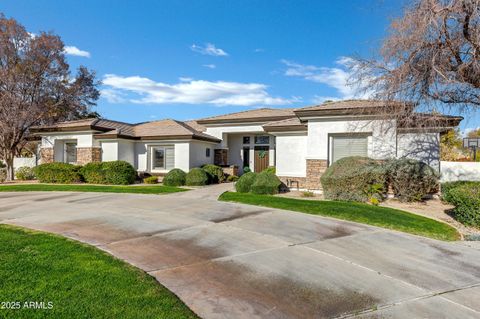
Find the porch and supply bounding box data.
[213,133,275,174]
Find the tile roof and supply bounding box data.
[296,99,412,112]
[196,108,297,124]
[262,117,307,132]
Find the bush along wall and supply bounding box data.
[34,163,82,184]
[320,156,439,203]
[202,164,225,183]
[442,182,480,227]
[235,172,257,193]
[185,168,209,186]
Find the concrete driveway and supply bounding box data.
[1,184,480,319]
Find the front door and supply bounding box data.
[254,146,269,173]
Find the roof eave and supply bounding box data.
[196,115,295,125]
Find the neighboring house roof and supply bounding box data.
[196,108,297,125]
[31,118,220,143]
[262,117,307,132]
[294,99,415,117]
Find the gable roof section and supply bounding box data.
[196,108,297,125]
[32,118,220,143]
[294,100,415,117]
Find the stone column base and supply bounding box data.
[40,148,54,163]
[76,147,102,165]
[306,159,328,190]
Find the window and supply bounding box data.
[243,136,250,144]
[65,142,77,164]
[255,135,270,144]
[331,135,368,163]
[206,148,211,157]
[150,146,174,171]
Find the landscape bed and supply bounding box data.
[0,184,187,195]
[0,225,197,319]
[219,192,460,241]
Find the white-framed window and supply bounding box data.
[150,145,175,171]
[64,142,77,164]
[330,134,369,163]
[255,135,270,144]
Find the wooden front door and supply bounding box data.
[254,146,269,173]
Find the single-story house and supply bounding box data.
[31,100,462,190]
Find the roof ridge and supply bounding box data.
[197,107,278,121]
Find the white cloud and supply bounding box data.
[281,57,371,99]
[202,64,216,69]
[64,46,91,58]
[102,74,293,106]
[254,48,265,53]
[179,77,193,82]
[190,43,228,56]
[311,95,341,104]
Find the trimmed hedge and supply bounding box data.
[102,161,136,185]
[386,158,439,202]
[143,176,158,184]
[80,162,106,184]
[0,168,6,183]
[202,164,225,183]
[442,181,480,227]
[235,172,257,193]
[227,175,239,182]
[250,171,281,195]
[15,166,36,180]
[185,168,208,186]
[163,169,187,186]
[34,163,82,184]
[321,157,387,202]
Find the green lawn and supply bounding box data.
[0,184,186,194]
[219,192,460,241]
[0,225,197,319]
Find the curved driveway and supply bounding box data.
[1,185,480,318]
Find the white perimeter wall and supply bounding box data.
[275,134,307,177]
[397,132,440,169]
[306,118,397,161]
[440,161,480,182]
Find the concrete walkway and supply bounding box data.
[1,185,480,318]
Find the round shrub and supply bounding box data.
[163,168,187,186]
[250,171,282,195]
[202,164,225,184]
[15,166,36,180]
[385,158,439,202]
[243,166,251,173]
[143,176,158,184]
[442,182,480,227]
[185,168,208,186]
[226,175,239,182]
[321,157,387,202]
[80,162,106,184]
[235,172,257,193]
[101,161,136,185]
[34,163,82,183]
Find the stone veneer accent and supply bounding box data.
[305,159,328,190]
[76,147,102,165]
[40,147,54,163]
[222,165,238,177]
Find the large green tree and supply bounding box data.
[0,14,100,180]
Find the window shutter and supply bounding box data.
[332,135,368,163]
[165,147,175,170]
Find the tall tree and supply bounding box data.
[351,0,480,115]
[0,14,100,180]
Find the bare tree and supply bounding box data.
[351,0,480,116]
[0,14,100,180]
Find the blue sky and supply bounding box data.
[2,0,479,132]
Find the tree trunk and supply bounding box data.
[5,157,14,181]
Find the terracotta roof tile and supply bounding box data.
[196,108,297,124]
